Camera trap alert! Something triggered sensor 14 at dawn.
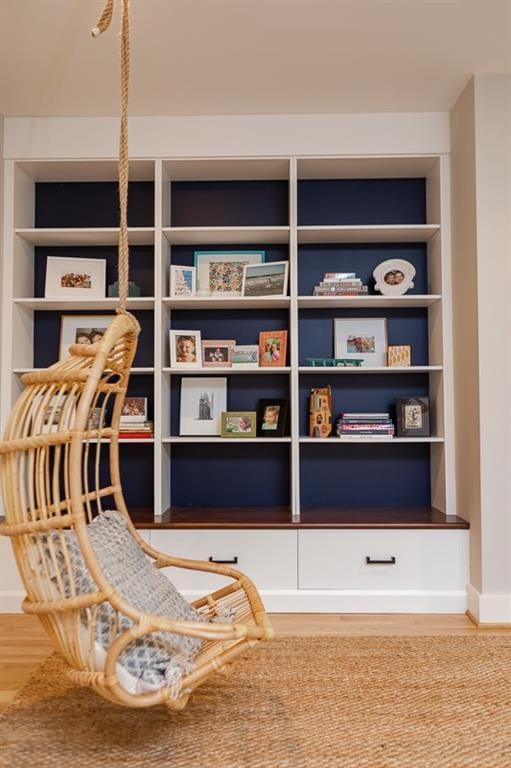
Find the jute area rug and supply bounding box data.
[1,636,511,768]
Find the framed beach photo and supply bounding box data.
[256,399,289,437]
[334,318,387,367]
[232,344,259,369]
[258,330,288,367]
[169,330,202,368]
[169,265,196,297]
[221,411,257,438]
[59,314,112,360]
[45,257,106,300]
[180,377,227,436]
[120,396,148,424]
[194,250,265,296]
[242,260,289,298]
[202,339,235,367]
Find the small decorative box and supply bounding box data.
[387,345,411,367]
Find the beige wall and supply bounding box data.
[450,74,511,619]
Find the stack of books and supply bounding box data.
[118,421,154,439]
[312,272,368,296]
[336,412,395,440]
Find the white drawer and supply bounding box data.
[151,529,298,592]
[298,530,468,591]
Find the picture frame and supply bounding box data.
[120,396,148,424]
[333,318,387,367]
[32,394,72,434]
[396,397,430,437]
[169,330,202,368]
[45,257,106,300]
[373,259,416,296]
[221,411,257,438]
[59,314,112,360]
[169,265,196,297]
[256,399,289,437]
[194,250,266,296]
[201,339,235,367]
[232,344,259,369]
[258,330,288,367]
[180,377,227,436]
[87,407,104,431]
[241,260,289,298]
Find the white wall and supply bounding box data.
[451,74,511,623]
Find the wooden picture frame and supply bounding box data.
[201,339,235,367]
[258,330,288,367]
[221,411,257,438]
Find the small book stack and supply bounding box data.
[312,272,368,296]
[336,412,395,440]
[118,421,154,439]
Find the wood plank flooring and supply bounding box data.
[1,613,509,712]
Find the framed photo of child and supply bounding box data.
[258,330,288,367]
[169,330,202,368]
[201,339,235,367]
[256,399,289,437]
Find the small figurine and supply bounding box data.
[309,386,333,438]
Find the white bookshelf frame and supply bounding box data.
[1,154,456,523]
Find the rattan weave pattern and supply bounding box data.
[1,635,510,768]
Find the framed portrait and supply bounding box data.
[256,399,289,437]
[242,260,289,298]
[32,394,72,434]
[169,265,196,297]
[201,339,235,367]
[45,257,106,300]
[396,397,430,437]
[180,377,227,436]
[120,396,148,424]
[221,411,257,439]
[169,330,202,368]
[334,318,387,367]
[258,330,288,367]
[194,250,265,296]
[87,407,104,431]
[373,259,416,296]
[232,344,259,369]
[59,314,112,360]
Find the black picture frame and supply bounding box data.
[256,398,289,437]
[396,397,430,437]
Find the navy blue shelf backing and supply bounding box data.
[300,443,431,507]
[298,243,427,295]
[35,182,154,228]
[299,307,429,366]
[171,443,290,507]
[33,310,154,369]
[170,180,289,227]
[170,308,289,353]
[298,178,426,226]
[170,373,290,436]
[34,246,154,297]
[170,244,289,269]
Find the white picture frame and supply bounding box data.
[180,377,227,435]
[194,250,265,296]
[232,344,259,369]
[45,257,106,300]
[373,258,416,296]
[241,260,289,298]
[59,314,112,360]
[169,329,202,368]
[334,317,388,366]
[169,265,196,297]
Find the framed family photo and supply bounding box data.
[59,314,112,360]
[194,250,265,296]
[242,261,289,298]
[334,317,387,366]
[221,411,257,438]
[45,257,106,300]
[170,330,202,368]
[180,377,227,436]
[169,265,196,297]
[256,399,289,437]
[202,339,235,367]
[120,397,148,424]
[258,330,288,367]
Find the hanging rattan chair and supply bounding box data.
[0,0,272,710]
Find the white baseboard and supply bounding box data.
[0,589,468,615]
[467,584,511,624]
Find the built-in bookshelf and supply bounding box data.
[1,155,456,525]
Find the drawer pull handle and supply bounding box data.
[209,556,238,565]
[365,556,396,565]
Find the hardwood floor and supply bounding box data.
[1,613,509,712]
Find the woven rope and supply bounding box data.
[92,0,130,313]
